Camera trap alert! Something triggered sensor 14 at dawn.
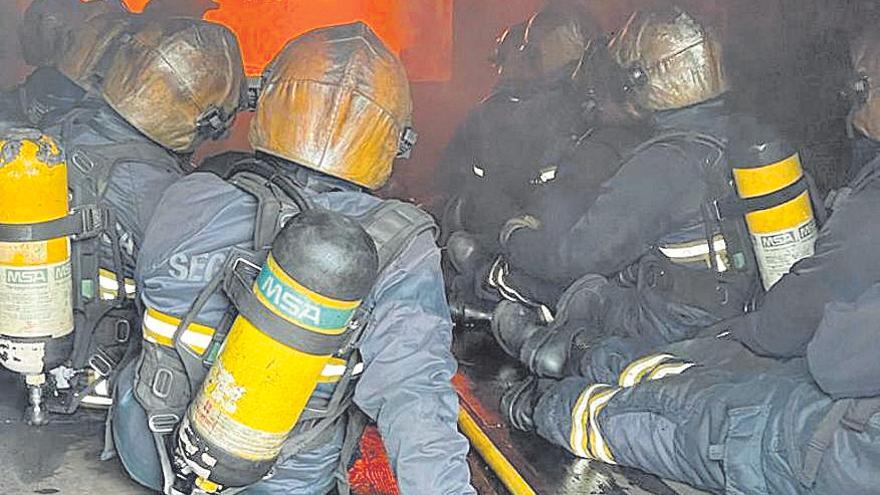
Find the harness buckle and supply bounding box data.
[148,413,181,434]
[152,368,175,399]
[116,319,131,343]
[88,352,115,378]
[231,256,261,276]
[73,205,105,240]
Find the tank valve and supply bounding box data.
[25,373,49,426]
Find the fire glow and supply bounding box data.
[117,0,452,80]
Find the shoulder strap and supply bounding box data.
[624,131,726,165]
[200,153,312,252]
[356,200,438,272]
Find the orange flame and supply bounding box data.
[118,0,451,80]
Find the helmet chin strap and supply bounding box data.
[196,106,233,141]
[396,126,418,159]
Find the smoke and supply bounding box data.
[2,0,874,196]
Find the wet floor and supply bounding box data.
[453,328,713,495]
[0,369,150,495]
[0,337,712,495]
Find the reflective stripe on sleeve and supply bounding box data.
[646,361,696,381]
[142,307,362,381]
[488,259,554,323]
[618,354,675,388]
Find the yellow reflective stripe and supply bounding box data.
[647,361,696,381]
[265,255,360,311]
[618,354,675,388]
[142,307,358,380]
[569,384,610,458]
[142,307,216,355]
[99,268,136,299]
[587,387,619,464]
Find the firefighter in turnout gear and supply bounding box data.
[111,23,474,495]
[28,17,246,415]
[497,26,880,495]
[491,7,823,380]
[441,2,648,316]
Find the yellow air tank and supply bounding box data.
[730,128,818,290]
[177,209,378,491]
[0,130,75,424]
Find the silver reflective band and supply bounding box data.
[537,167,557,184]
[659,236,728,271]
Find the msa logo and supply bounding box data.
[799,221,817,240]
[54,264,72,279]
[259,275,321,326]
[5,268,48,285]
[760,232,796,248]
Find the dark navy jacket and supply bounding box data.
[506,99,733,284]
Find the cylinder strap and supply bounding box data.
[712,175,808,221]
[224,259,350,356]
[0,204,104,242]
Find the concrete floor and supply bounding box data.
[0,369,151,495]
[0,356,712,495]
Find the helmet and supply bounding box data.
[101,18,247,153]
[493,3,598,85]
[608,7,727,111]
[850,29,880,141]
[19,0,117,68]
[57,12,137,91]
[250,22,413,190]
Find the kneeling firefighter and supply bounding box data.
[0,0,122,127]
[490,7,824,380]
[441,3,648,318]
[499,40,880,486]
[112,23,474,495]
[2,17,246,420]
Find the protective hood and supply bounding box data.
[851,29,880,141]
[57,11,137,91]
[19,67,87,126]
[102,18,247,153]
[250,22,413,190]
[608,7,728,111]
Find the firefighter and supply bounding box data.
[111,23,474,495]
[498,26,880,495]
[32,18,246,413]
[0,0,122,126]
[442,2,648,314]
[489,7,824,378]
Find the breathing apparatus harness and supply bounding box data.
[135,153,435,495]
